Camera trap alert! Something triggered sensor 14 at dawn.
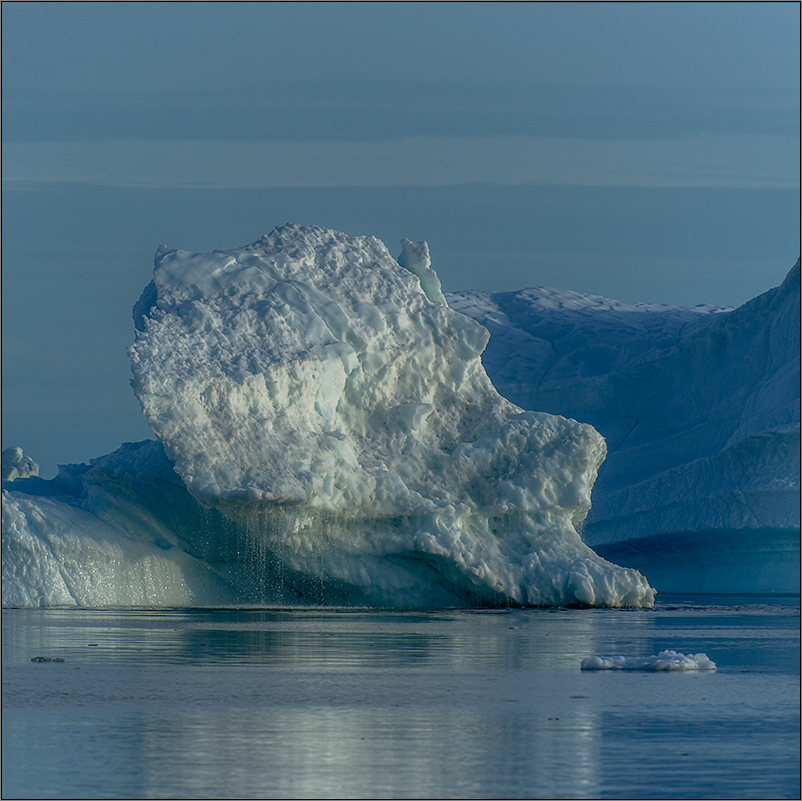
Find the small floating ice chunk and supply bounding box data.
[581,649,716,671]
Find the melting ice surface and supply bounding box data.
[580,650,717,671]
[3,225,655,609]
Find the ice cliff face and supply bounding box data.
[449,259,801,593]
[2,440,250,607]
[3,225,654,608]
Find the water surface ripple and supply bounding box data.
[2,595,799,799]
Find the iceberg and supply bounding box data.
[2,446,40,481]
[580,650,716,671]
[3,225,655,609]
[449,260,800,593]
[2,441,241,607]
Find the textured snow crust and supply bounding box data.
[581,650,716,671]
[3,225,654,608]
[448,260,800,593]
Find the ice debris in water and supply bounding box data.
[581,650,717,671]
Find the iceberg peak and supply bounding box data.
[397,237,447,306]
[2,447,39,482]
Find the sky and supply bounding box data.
[3,1,800,477]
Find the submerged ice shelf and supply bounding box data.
[3,225,654,609]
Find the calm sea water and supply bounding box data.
[2,595,799,799]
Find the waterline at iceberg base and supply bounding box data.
[3,225,654,609]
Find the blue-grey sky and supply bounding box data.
[3,1,800,476]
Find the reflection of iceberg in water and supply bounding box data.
[6,603,799,798]
[4,607,604,797]
[115,610,601,798]
[2,225,653,608]
[137,702,601,798]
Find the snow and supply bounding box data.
[448,259,800,593]
[580,650,716,671]
[4,225,654,609]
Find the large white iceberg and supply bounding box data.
[3,225,654,609]
[449,260,801,593]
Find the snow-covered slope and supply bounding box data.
[449,260,800,593]
[3,225,653,608]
